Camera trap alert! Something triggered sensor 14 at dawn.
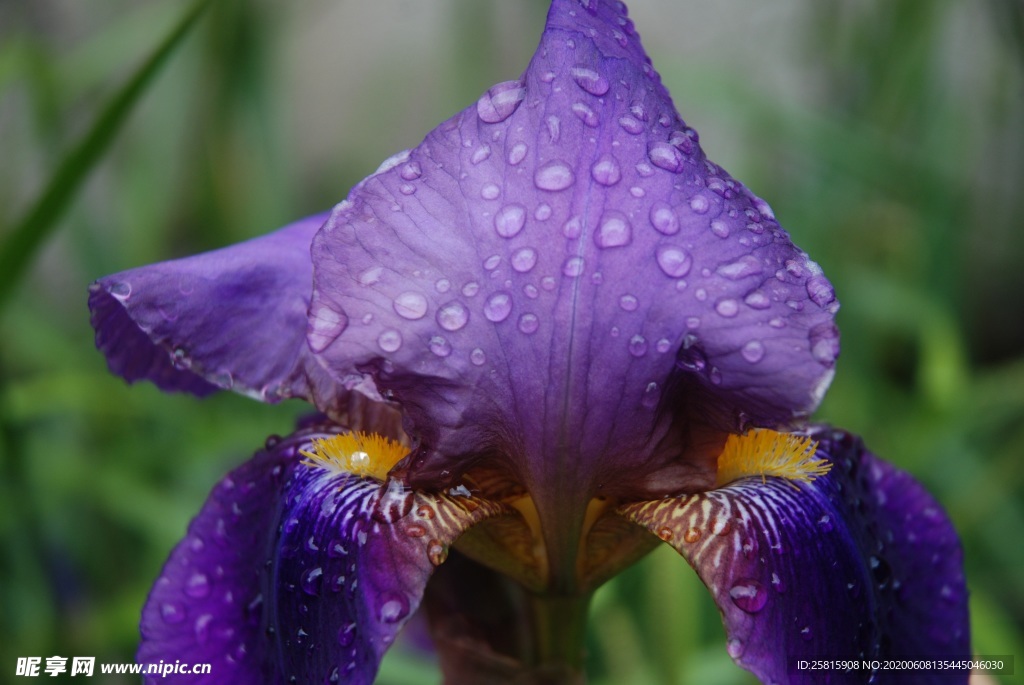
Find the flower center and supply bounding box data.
[300,431,407,482]
[715,428,830,488]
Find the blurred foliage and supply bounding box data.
[0,1,1021,683]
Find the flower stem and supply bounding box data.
[526,592,592,683]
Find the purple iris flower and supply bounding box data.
[88,1,969,683]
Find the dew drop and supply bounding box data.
[534,203,552,221]
[494,204,527,238]
[476,81,525,123]
[480,183,501,200]
[429,336,452,357]
[483,255,501,271]
[161,602,186,624]
[809,323,840,366]
[470,144,492,165]
[400,161,422,180]
[541,276,556,291]
[378,592,410,623]
[683,527,701,543]
[741,340,765,363]
[511,248,538,273]
[689,195,710,214]
[648,142,684,173]
[619,294,638,311]
[436,302,469,331]
[710,219,730,238]
[744,290,770,309]
[523,283,539,299]
[571,66,610,95]
[534,161,575,191]
[462,281,479,297]
[470,348,486,366]
[301,567,323,596]
[546,115,560,143]
[715,299,739,318]
[649,203,679,235]
[618,115,645,135]
[399,183,416,196]
[655,246,692,278]
[518,313,540,334]
[806,275,835,307]
[726,637,743,658]
[483,292,512,322]
[109,281,131,300]
[308,299,348,352]
[572,101,599,127]
[591,157,621,186]
[562,216,583,239]
[393,292,428,320]
[718,255,763,280]
[595,212,631,248]
[656,338,672,353]
[641,381,659,408]
[508,142,528,166]
[185,573,210,598]
[435,278,451,293]
[729,579,767,613]
[628,334,648,357]
[562,256,585,277]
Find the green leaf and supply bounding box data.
[0,0,215,308]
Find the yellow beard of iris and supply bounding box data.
[715,428,831,489]
[300,432,407,482]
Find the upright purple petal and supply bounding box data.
[307,0,837,513]
[620,429,969,684]
[138,421,506,684]
[89,214,346,410]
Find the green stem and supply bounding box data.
[528,593,592,682]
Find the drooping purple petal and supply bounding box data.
[307,0,838,509]
[138,420,505,684]
[89,214,347,410]
[619,428,969,685]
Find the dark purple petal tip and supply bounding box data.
[89,214,342,408]
[138,422,505,684]
[620,428,969,685]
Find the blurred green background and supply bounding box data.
[1,0,1022,683]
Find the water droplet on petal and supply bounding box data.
[689,195,710,214]
[185,573,210,598]
[377,329,403,352]
[546,115,560,143]
[462,281,480,297]
[161,602,186,624]
[563,216,583,239]
[618,115,645,135]
[656,338,672,353]
[495,204,527,238]
[744,290,770,309]
[715,299,739,318]
[393,292,428,320]
[399,183,416,195]
[619,294,638,311]
[508,142,528,165]
[595,212,631,248]
[729,579,767,613]
[511,248,538,273]
[308,299,348,352]
[109,281,131,300]
[483,255,501,271]
[649,203,679,235]
[741,340,765,363]
[648,142,684,173]
[301,567,323,596]
[718,255,763,280]
[710,219,730,238]
[476,81,525,123]
[571,66,610,95]
[484,292,512,322]
[518,313,539,334]
[470,348,486,366]
[481,183,501,200]
[429,336,452,357]
[572,101,599,127]
[806,275,835,307]
[655,246,691,278]
[628,335,648,357]
[809,323,840,366]
[436,302,469,331]
[400,162,422,180]
[591,157,621,186]
[435,278,451,293]
[534,204,552,221]
[471,144,491,164]
[726,637,743,658]
[562,256,585,278]
[534,161,575,191]
[378,592,410,623]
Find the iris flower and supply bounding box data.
[88,1,969,683]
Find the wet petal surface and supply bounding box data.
[89,214,345,409]
[138,421,505,684]
[308,0,838,510]
[620,428,969,685]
